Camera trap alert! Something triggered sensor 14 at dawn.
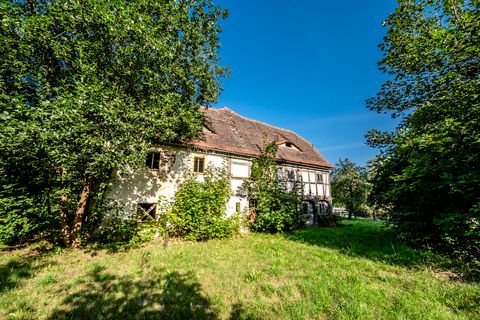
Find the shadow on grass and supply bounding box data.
[49,265,219,320]
[81,242,141,256]
[0,258,35,292]
[229,303,256,320]
[285,219,455,270]
[0,246,57,293]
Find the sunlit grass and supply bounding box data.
[1,219,479,319]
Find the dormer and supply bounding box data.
[278,140,301,151]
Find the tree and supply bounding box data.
[331,159,370,219]
[242,140,302,233]
[0,0,227,247]
[367,0,480,269]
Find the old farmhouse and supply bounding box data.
[108,107,333,225]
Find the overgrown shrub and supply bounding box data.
[243,141,302,233]
[85,201,166,246]
[249,188,301,233]
[434,204,480,278]
[167,168,238,241]
[92,211,140,245]
[0,191,57,245]
[355,204,374,218]
[366,0,480,279]
[331,158,371,220]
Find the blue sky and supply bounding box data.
[213,0,399,166]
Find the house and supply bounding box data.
[108,107,334,225]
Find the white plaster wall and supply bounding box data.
[206,154,224,168]
[229,179,244,197]
[309,171,316,183]
[318,184,325,197]
[301,170,309,182]
[107,147,250,217]
[228,159,250,216]
[231,161,249,178]
[325,184,331,197]
[107,146,191,216]
[107,146,331,219]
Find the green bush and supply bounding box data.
[86,201,166,246]
[0,192,56,245]
[355,204,374,218]
[243,141,303,233]
[91,210,140,245]
[435,203,480,278]
[249,187,301,233]
[167,168,238,241]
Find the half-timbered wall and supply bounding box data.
[108,146,331,220]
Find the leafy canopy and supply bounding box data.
[0,0,227,246]
[242,141,302,233]
[367,0,480,273]
[330,158,370,219]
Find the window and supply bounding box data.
[280,141,300,151]
[137,203,157,220]
[302,202,309,215]
[193,156,205,173]
[287,170,295,181]
[316,173,323,183]
[146,152,161,169]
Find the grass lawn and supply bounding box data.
[1,219,479,319]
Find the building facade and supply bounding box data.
[108,107,333,225]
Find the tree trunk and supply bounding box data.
[348,184,354,219]
[347,201,353,220]
[60,194,72,247]
[70,176,93,248]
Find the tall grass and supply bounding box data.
[1,219,479,319]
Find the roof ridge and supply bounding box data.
[217,107,303,138]
[201,106,333,168]
[227,109,325,155]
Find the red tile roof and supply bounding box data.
[190,107,333,169]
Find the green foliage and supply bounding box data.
[0,0,227,246]
[0,195,39,245]
[84,201,166,246]
[133,220,166,245]
[0,189,57,245]
[243,141,302,233]
[331,158,371,219]
[367,0,480,273]
[92,211,142,245]
[103,217,165,246]
[167,168,238,241]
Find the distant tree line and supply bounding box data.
[330,158,371,220]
